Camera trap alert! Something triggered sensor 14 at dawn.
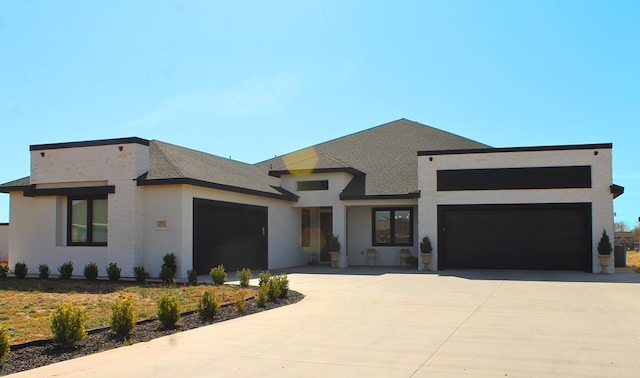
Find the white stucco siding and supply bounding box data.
[0,224,8,262]
[418,146,614,272]
[282,172,353,208]
[142,185,303,278]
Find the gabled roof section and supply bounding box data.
[257,118,489,198]
[138,141,297,201]
[0,177,31,192]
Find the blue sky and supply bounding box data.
[0,0,638,226]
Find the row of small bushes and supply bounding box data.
[0,261,124,281]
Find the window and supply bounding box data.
[301,209,311,247]
[372,208,413,246]
[296,180,329,191]
[68,196,108,246]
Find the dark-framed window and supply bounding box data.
[372,207,413,246]
[301,208,311,247]
[67,196,108,246]
[297,180,329,191]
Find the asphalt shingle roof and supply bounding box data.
[257,118,489,197]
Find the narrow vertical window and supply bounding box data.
[301,208,311,247]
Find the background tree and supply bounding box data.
[614,221,629,232]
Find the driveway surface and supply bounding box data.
[10,267,640,377]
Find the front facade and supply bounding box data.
[0,119,621,277]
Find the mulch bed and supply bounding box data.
[0,290,303,375]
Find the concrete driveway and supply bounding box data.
[11,267,640,377]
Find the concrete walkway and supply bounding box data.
[10,267,640,377]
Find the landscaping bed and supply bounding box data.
[0,278,303,375]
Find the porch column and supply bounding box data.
[333,204,348,268]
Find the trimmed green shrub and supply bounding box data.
[256,283,268,307]
[57,261,74,280]
[196,290,219,320]
[14,261,28,278]
[106,263,121,281]
[110,297,137,336]
[187,269,198,286]
[209,264,226,285]
[234,291,246,313]
[162,252,177,268]
[273,273,289,299]
[237,268,251,287]
[83,262,99,281]
[157,293,181,328]
[38,264,51,279]
[598,230,613,255]
[159,265,175,286]
[49,301,88,347]
[267,278,282,302]
[133,266,149,283]
[0,324,10,361]
[258,271,271,286]
[0,263,9,279]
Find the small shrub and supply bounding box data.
[267,278,282,302]
[256,283,268,307]
[38,264,50,279]
[162,252,177,268]
[159,265,175,286]
[273,273,289,299]
[0,324,10,361]
[14,261,28,278]
[209,264,226,285]
[83,262,99,281]
[237,268,251,287]
[49,301,88,347]
[234,291,246,313]
[57,261,74,280]
[106,263,121,281]
[258,271,271,286]
[187,269,198,286]
[157,293,181,328]
[196,290,219,320]
[110,297,137,336]
[133,266,149,283]
[0,263,9,279]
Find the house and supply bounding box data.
[0,119,622,277]
[0,223,7,262]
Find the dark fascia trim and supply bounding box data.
[269,167,365,178]
[0,223,8,226]
[340,191,421,200]
[136,175,299,202]
[418,143,613,157]
[611,184,624,199]
[30,137,150,151]
[0,184,31,193]
[22,185,116,197]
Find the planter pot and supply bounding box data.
[329,251,339,268]
[420,253,431,271]
[598,254,611,274]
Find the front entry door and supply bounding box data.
[320,212,333,262]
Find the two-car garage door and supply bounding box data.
[438,203,592,271]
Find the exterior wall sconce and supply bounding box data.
[40,152,45,157]
[118,146,123,151]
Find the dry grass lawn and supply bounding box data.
[626,250,640,270]
[0,279,254,344]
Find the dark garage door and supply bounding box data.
[193,198,268,274]
[438,203,592,271]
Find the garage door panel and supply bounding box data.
[439,204,591,271]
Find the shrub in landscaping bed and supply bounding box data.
[196,289,219,320]
[0,324,9,361]
[14,261,28,278]
[133,266,149,283]
[0,263,8,279]
[187,269,198,286]
[38,264,50,279]
[49,301,88,347]
[57,261,74,280]
[237,267,251,287]
[159,265,175,285]
[110,297,137,336]
[157,293,180,328]
[234,291,246,313]
[83,262,99,281]
[106,263,121,281]
[256,283,268,308]
[258,270,270,286]
[209,264,226,285]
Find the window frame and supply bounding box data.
[296,180,329,191]
[371,207,413,246]
[67,195,108,246]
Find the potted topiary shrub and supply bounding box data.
[328,234,340,268]
[597,229,612,274]
[420,236,433,271]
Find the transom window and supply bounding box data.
[372,208,413,246]
[67,196,108,246]
[296,180,329,191]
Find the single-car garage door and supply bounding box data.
[193,198,268,274]
[438,203,592,271]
